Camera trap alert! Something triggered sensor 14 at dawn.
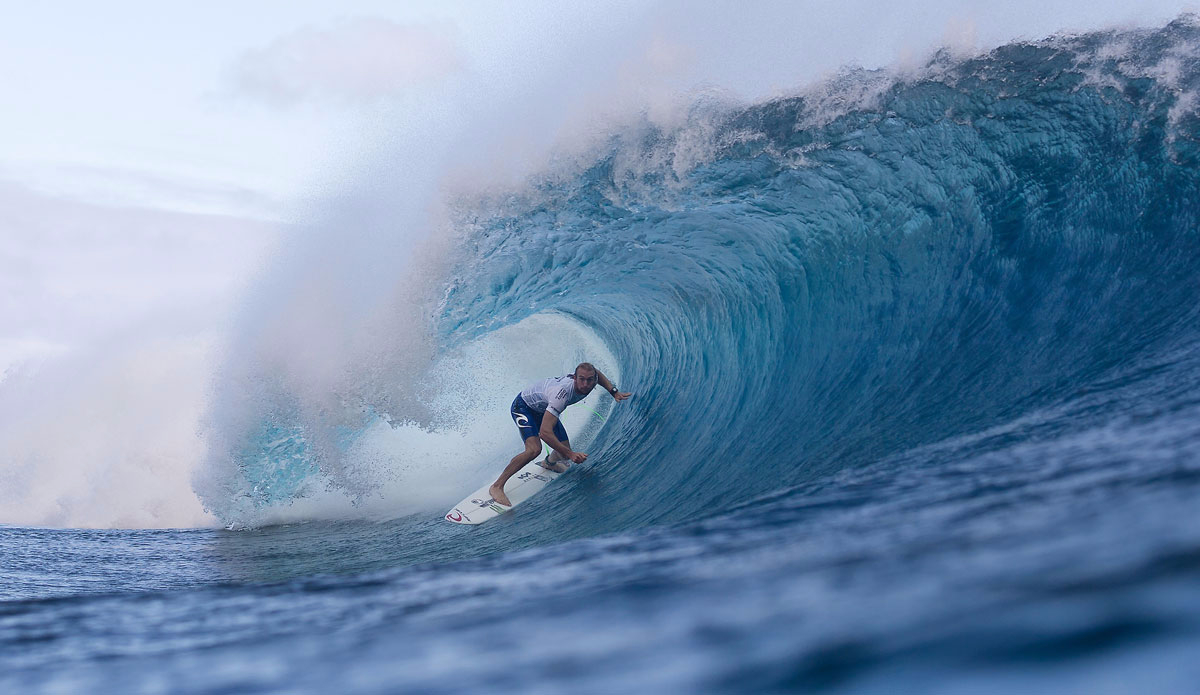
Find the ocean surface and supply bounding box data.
[4,20,1200,693]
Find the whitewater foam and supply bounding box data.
[198,312,619,528]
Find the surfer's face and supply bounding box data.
[573,371,597,395]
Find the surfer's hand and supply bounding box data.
[613,391,632,401]
[569,451,588,464]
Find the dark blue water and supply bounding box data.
[5,20,1200,693]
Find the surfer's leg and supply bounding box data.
[490,436,542,506]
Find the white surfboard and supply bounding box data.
[444,461,562,525]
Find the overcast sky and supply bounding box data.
[2,1,1194,218]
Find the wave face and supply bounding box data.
[199,20,1200,534]
[430,22,1200,530]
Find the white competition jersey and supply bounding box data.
[519,375,588,418]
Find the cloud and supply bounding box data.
[228,17,466,106]
[5,161,287,220]
[0,180,280,367]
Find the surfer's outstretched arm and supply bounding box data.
[595,370,632,401]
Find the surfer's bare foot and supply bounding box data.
[489,484,511,506]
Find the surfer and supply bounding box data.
[489,362,631,506]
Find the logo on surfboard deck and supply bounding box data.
[470,498,509,513]
[446,510,463,522]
